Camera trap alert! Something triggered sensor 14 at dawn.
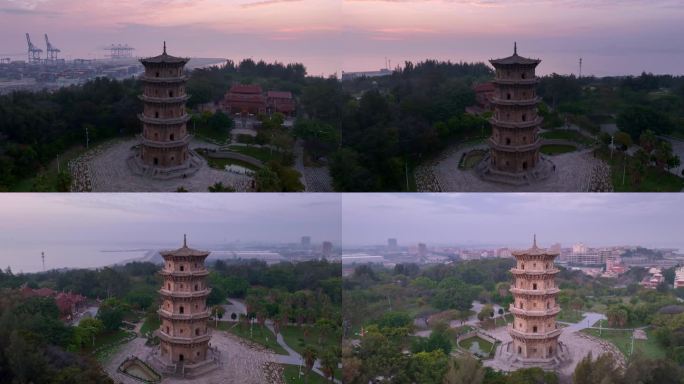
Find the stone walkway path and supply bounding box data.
[71,138,252,192]
[294,140,334,192]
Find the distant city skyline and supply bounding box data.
[341,193,684,249]
[0,194,341,272]
[1,0,683,76]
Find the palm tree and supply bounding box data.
[320,348,340,382]
[302,346,318,384]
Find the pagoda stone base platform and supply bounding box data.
[475,152,556,186]
[146,345,221,379]
[127,146,204,180]
[494,340,571,371]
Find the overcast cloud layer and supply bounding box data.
[0,193,341,247]
[1,0,683,76]
[341,193,684,248]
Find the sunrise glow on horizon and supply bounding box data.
[1,0,683,76]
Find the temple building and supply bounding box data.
[151,235,219,377]
[476,43,554,185]
[222,85,296,117]
[129,42,202,179]
[223,84,267,116]
[506,235,567,367]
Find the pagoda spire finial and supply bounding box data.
[533,233,537,248]
[163,41,167,54]
[183,234,187,247]
[514,41,517,55]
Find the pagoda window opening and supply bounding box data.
[506,138,511,145]
[197,351,200,357]
[180,265,184,271]
[522,114,527,122]
[549,346,553,355]
[154,158,159,166]
[179,306,184,314]
[166,326,169,333]
[195,284,199,291]
[507,93,512,100]
[521,72,527,79]
[167,283,170,290]
[179,354,184,362]
[547,301,550,309]
[518,346,522,354]
[169,90,174,97]
[155,111,159,118]
[195,328,200,336]
[170,134,175,141]
[533,326,538,333]
[533,283,537,290]
[523,161,528,170]
[180,328,183,334]
[155,71,159,77]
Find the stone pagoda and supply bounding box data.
[128,42,202,179]
[476,43,554,185]
[503,235,568,368]
[151,235,219,377]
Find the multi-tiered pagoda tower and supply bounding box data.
[154,235,218,376]
[506,235,566,367]
[477,43,554,185]
[129,42,202,179]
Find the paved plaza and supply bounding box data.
[105,330,283,384]
[70,138,252,192]
[416,142,609,192]
[483,313,625,380]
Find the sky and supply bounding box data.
[1,0,683,76]
[342,193,684,249]
[0,193,341,272]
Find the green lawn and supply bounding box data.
[557,309,583,323]
[199,152,261,172]
[461,151,485,169]
[195,124,231,144]
[282,364,330,384]
[540,144,577,155]
[228,145,281,163]
[459,336,495,358]
[541,129,595,146]
[597,149,684,192]
[280,325,339,356]
[10,143,88,192]
[86,329,134,362]
[222,323,288,355]
[140,316,161,336]
[581,328,666,359]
